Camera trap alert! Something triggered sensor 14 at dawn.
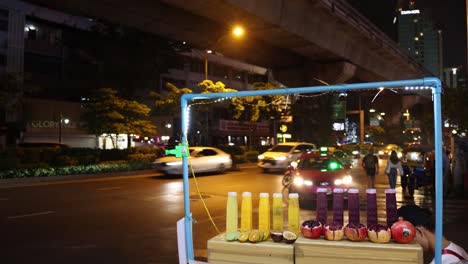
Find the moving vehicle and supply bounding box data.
[283,152,353,208]
[257,142,316,172]
[153,147,232,175]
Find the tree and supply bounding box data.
[82,88,156,148]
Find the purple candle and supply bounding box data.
[316,188,328,224]
[366,188,377,227]
[348,188,360,225]
[385,188,398,227]
[332,188,344,226]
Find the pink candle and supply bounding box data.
[348,188,360,225]
[316,188,328,224]
[385,188,398,227]
[366,188,377,227]
[332,188,344,226]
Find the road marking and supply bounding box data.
[96,186,121,191]
[8,211,54,219]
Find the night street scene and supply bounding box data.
[1,0,468,263]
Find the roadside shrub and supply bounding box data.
[54,155,79,167]
[128,153,156,163]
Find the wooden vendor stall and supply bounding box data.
[208,234,294,264]
[294,237,422,264]
[207,234,423,264]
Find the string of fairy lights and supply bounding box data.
[183,85,434,135]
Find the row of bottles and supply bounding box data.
[317,188,397,227]
[226,192,301,236]
[226,188,398,238]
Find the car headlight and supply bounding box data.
[342,175,352,184]
[290,161,298,168]
[167,161,182,166]
[304,180,313,186]
[258,154,264,160]
[275,156,287,161]
[352,150,359,155]
[397,152,403,158]
[293,177,304,186]
[378,151,384,155]
[335,175,352,185]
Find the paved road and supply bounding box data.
[1,160,467,263]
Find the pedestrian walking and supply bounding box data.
[362,148,379,188]
[398,205,468,264]
[385,150,404,190]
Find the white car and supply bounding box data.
[153,147,232,175]
[257,142,316,172]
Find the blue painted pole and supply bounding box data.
[179,78,443,262]
[428,77,443,264]
[180,98,194,261]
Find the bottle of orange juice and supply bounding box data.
[240,192,252,232]
[272,193,284,232]
[288,193,300,236]
[258,193,270,239]
[226,192,238,235]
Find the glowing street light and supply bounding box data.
[204,25,245,80]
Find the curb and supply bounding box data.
[0,169,158,187]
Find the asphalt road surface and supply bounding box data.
[0,160,432,263]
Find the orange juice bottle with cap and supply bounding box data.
[272,193,284,232]
[226,192,238,235]
[288,193,300,236]
[258,193,270,239]
[240,192,252,232]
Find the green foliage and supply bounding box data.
[443,87,468,133]
[82,88,156,145]
[151,82,193,116]
[0,162,153,179]
[127,153,157,163]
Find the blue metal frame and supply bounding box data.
[179,77,443,264]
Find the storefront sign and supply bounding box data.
[30,120,77,129]
[219,120,270,133]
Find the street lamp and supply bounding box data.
[58,113,70,144]
[204,25,245,80]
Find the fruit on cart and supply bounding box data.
[391,217,415,244]
[226,231,240,242]
[344,223,367,241]
[367,224,391,243]
[270,231,283,242]
[248,230,261,243]
[323,222,344,241]
[283,231,297,244]
[301,220,323,239]
[238,231,250,242]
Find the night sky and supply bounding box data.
[347,0,467,68]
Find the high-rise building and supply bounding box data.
[443,66,466,89]
[397,3,442,77]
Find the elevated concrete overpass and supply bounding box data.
[26,0,433,87]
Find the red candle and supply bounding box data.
[348,188,360,225]
[332,188,344,226]
[385,188,398,227]
[366,188,377,227]
[316,188,328,225]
